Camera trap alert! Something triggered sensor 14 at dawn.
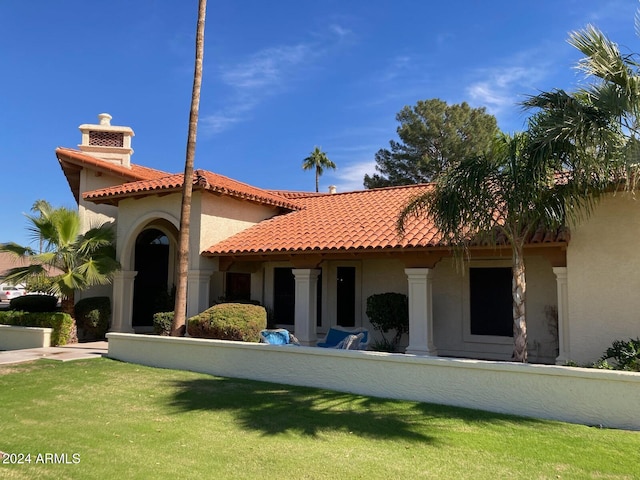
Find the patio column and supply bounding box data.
[553,267,570,365]
[404,268,438,356]
[187,269,214,319]
[292,269,321,346]
[110,270,137,333]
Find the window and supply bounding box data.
[272,268,322,326]
[225,273,251,301]
[469,267,513,337]
[273,268,295,325]
[336,266,356,327]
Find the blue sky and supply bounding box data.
[0,0,638,246]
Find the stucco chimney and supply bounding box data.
[78,113,135,168]
[328,185,337,194]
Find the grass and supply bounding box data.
[0,358,639,479]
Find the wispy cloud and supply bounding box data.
[201,25,351,135]
[466,64,547,114]
[326,159,377,192]
[221,44,311,90]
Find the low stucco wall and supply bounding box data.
[107,333,640,431]
[0,324,52,350]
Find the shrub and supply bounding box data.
[75,297,111,340]
[600,338,640,372]
[0,311,74,346]
[187,303,267,342]
[365,292,409,351]
[9,294,58,312]
[153,312,174,336]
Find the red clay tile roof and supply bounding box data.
[83,168,301,210]
[266,190,329,199]
[204,185,440,255]
[56,147,170,203]
[56,147,169,181]
[204,184,570,256]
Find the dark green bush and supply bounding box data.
[9,294,58,312]
[187,303,267,342]
[600,338,640,371]
[75,297,111,340]
[153,311,174,336]
[365,292,409,350]
[0,311,74,346]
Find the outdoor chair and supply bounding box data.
[316,326,369,350]
[259,328,300,346]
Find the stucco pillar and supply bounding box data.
[404,268,438,356]
[292,269,321,346]
[553,267,570,365]
[187,270,214,319]
[110,270,137,333]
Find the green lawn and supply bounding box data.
[1,358,638,480]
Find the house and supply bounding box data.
[56,114,639,365]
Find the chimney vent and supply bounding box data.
[98,113,112,126]
[78,113,134,168]
[328,185,337,194]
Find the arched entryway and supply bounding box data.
[132,228,173,328]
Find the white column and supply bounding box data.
[292,269,321,346]
[187,270,214,319]
[110,270,137,333]
[404,268,438,356]
[553,267,570,365]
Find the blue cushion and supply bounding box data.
[324,328,352,346]
[261,330,289,345]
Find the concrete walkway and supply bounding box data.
[0,341,108,365]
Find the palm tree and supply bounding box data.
[398,133,580,362]
[523,23,637,185]
[302,147,336,192]
[171,0,207,336]
[0,200,119,342]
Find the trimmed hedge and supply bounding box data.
[9,294,58,312]
[187,303,267,342]
[75,297,111,340]
[366,292,409,350]
[0,311,74,346]
[153,312,174,336]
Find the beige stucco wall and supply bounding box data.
[0,325,52,350]
[76,170,122,303]
[78,169,120,234]
[567,193,640,365]
[432,256,558,363]
[107,333,640,431]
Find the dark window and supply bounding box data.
[273,268,295,325]
[225,273,251,301]
[469,267,513,337]
[336,267,355,327]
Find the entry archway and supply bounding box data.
[132,228,173,328]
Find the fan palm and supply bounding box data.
[0,201,119,341]
[523,23,638,183]
[398,133,582,362]
[302,147,336,192]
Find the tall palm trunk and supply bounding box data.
[171,0,207,336]
[315,168,319,192]
[511,244,527,362]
